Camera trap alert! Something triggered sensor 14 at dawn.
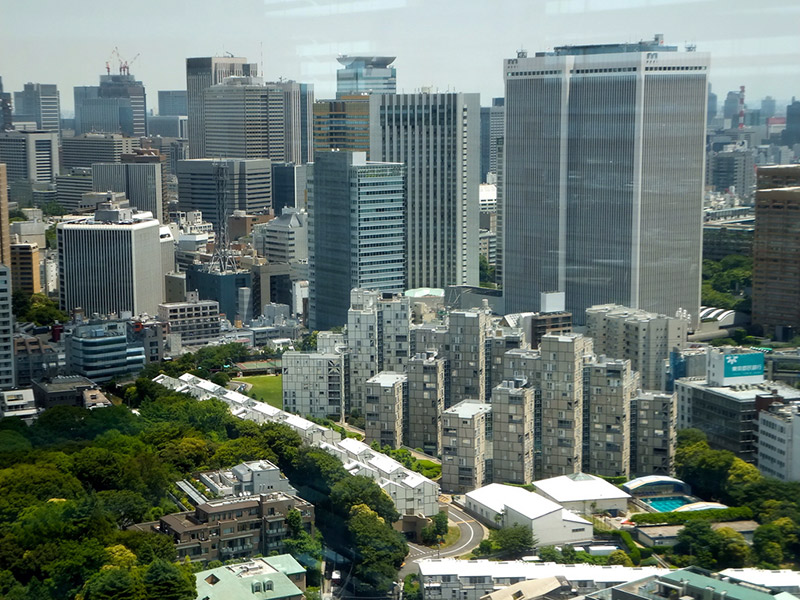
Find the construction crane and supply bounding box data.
[121,52,140,76]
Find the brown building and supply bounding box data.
[14,335,63,386]
[0,163,9,267]
[151,492,314,563]
[313,95,371,156]
[10,242,41,294]
[752,165,800,338]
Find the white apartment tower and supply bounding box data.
[503,36,708,326]
[370,92,480,289]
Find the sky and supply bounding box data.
[2,0,799,115]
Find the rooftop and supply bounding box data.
[444,399,492,419]
[534,473,631,503]
[195,555,303,600]
[418,559,666,581]
[367,371,408,386]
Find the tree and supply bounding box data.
[607,550,634,566]
[677,428,707,448]
[489,524,536,559]
[674,521,720,569]
[142,559,195,600]
[715,527,751,568]
[97,491,151,528]
[330,476,399,523]
[432,511,449,537]
[83,567,144,600]
[347,504,407,595]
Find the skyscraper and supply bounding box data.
[92,162,164,222]
[308,151,405,330]
[370,92,480,289]
[177,158,271,232]
[313,96,371,156]
[185,56,257,158]
[0,77,12,132]
[13,83,61,134]
[202,77,307,163]
[0,263,14,391]
[61,133,139,169]
[74,73,147,137]
[336,56,396,97]
[58,200,164,316]
[158,90,188,116]
[0,130,60,184]
[503,36,708,326]
[0,164,9,266]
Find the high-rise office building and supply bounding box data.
[784,100,800,147]
[74,73,147,137]
[185,56,257,158]
[488,98,504,178]
[308,151,405,330]
[299,83,314,164]
[336,56,396,97]
[752,165,800,337]
[55,167,93,213]
[0,130,60,184]
[58,201,164,316]
[0,77,11,131]
[158,90,188,116]
[761,96,776,120]
[9,242,41,294]
[370,92,480,289]
[176,158,271,231]
[0,264,14,391]
[0,164,9,266]
[271,162,307,212]
[706,145,755,200]
[202,78,307,164]
[503,36,708,326]
[13,83,61,134]
[313,96,371,156]
[93,162,164,222]
[61,133,138,169]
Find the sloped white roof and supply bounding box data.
[418,559,667,582]
[534,472,630,503]
[622,475,686,493]
[338,437,372,456]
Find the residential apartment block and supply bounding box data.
[490,381,534,485]
[365,371,407,449]
[441,399,491,494]
[406,351,446,455]
[281,351,346,420]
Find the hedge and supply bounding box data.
[610,530,641,565]
[630,506,752,526]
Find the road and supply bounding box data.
[399,502,486,579]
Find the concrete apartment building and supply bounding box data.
[195,555,306,600]
[539,334,593,478]
[346,290,412,413]
[491,381,534,485]
[630,391,677,477]
[364,371,407,449]
[61,133,138,169]
[157,291,221,347]
[448,311,488,406]
[441,399,491,494]
[586,304,688,391]
[752,165,800,337]
[0,389,37,422]
[583,357,640,478]
[406,351,446,455]
[486,327,527,394]
[153,492,314,562]
[281,351,346,420]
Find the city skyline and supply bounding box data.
[2,0,799,114]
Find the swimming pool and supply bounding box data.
[642,496,692,512]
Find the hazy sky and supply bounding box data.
[2,0,799,115]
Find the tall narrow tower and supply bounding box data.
[503,35,708,326]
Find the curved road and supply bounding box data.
[400,503,485,579]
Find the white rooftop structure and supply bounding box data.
[444,399,492,419]
[152,372,440,517]
[533,472,630,515]
[720,569,800,593]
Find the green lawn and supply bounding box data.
[233,375,283,409]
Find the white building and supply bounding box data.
[252,207,308,263]
[0,129,60,184]
[158,291,221,347]
[533,472,630,516]
[465,483,591,546]
[0,389,37,422]
[199,459,296,497]
[57,200,164,316]
[758,401,800,482]
[418,559,667,600]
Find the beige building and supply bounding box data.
[630,391,677,477]
[158,291,221,346]
[586,304,688,391]
[9,242,41,294]
[441,399,491,494]
[491,381,534,485]
[583,356,639,478]
[364,371,407,449]
[406,351,446,455]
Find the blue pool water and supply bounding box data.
[643,496,692,512]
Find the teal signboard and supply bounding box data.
[724,353,764,378]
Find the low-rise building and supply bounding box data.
[194,555,306,600]
[66,320,146,382]
[418,559,667,600]
[14,335,64,386]
[150,492,314,563]
[533,472,631,517]
[199,460,296,497]
[0,388,38,422]
[32,375,99,409]
[158,291,221,347]
[635,520,758,548]
[465,483,591,546]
